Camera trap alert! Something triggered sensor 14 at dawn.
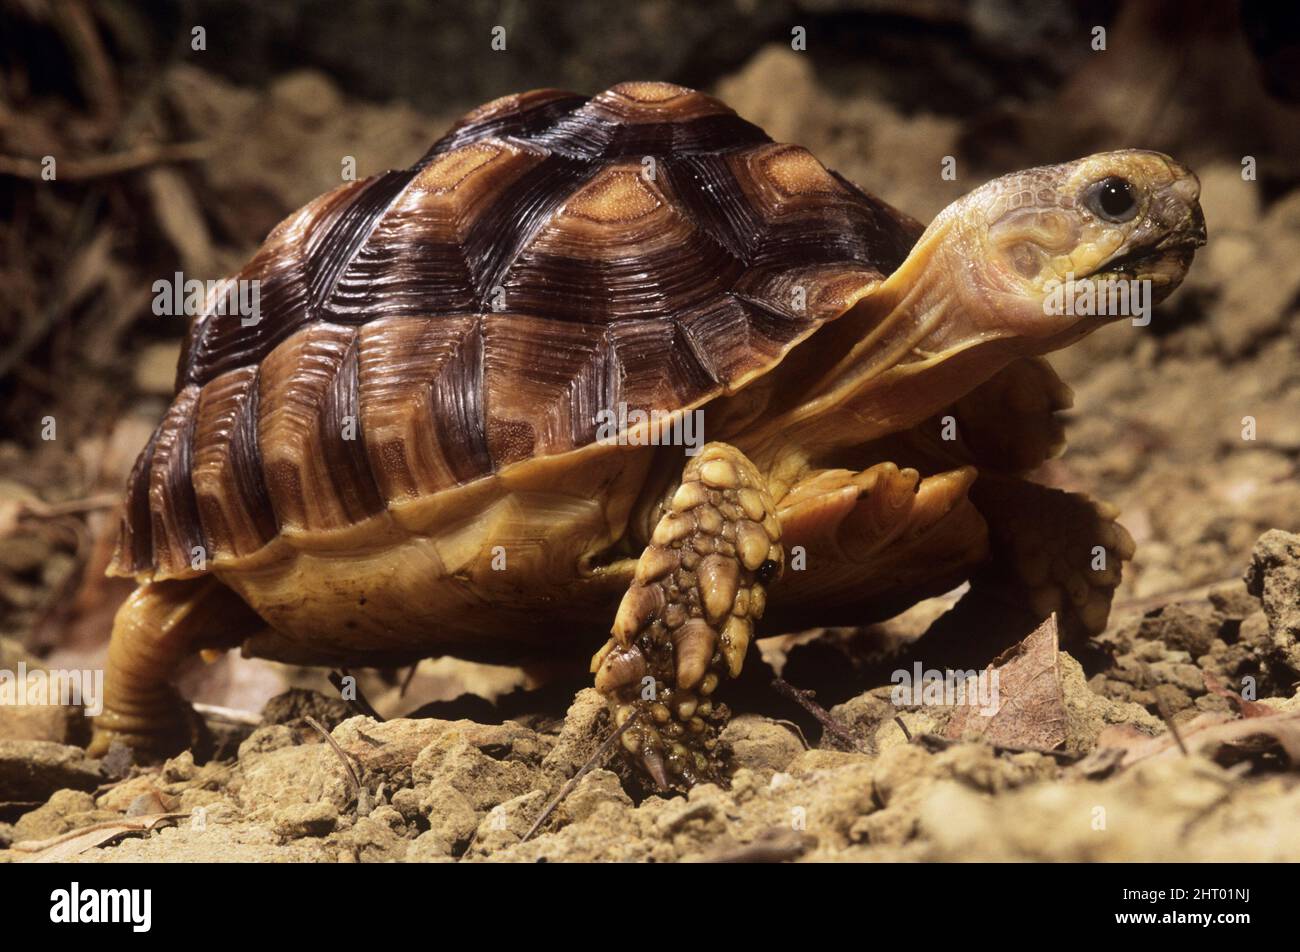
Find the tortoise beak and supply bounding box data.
[1150,193,1206,254]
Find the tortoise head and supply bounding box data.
[922,149,1206,350]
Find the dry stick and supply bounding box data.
[1155,698,1190,757]
[16,494,120,518]
[522,713,640,844]
[704,829,816,864]
[892,715,913,743]
[1110,576,1240,618]
[770,677,863,752]
[1140,660,1190,757]
[328,669,385,722]
[0,142,211,181]
[913,731,1084,763]
[304,716,362,800]
[398,663,418,698]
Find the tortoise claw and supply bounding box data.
[641,745,670,792]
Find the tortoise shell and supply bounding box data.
[113,81,922,580]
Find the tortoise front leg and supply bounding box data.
[592,443,782,790]
[971,473,1135,637]
[89,578,261,758]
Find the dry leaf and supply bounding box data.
[1082,710,1300,774]
[943,614,1068,751]
[13,813,185,863]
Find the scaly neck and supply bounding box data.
[731,218,1022,495]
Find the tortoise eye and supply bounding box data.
[1086,176,1138,223]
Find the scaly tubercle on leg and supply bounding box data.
[592,443,783,790]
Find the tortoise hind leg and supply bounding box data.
[591,443,782,790]
[89,577,263,758]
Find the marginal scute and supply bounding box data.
[147,384,206,576]
[191,365,277,559]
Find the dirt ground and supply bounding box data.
[3,6,1300,862]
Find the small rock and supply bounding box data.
[1059,653,1161,752]
[0,740,101,801]
[540,688,608,781]
[99,741,136,780]
[235,738,353,816]
[1246,530,1300,672]
[272,801,339,838]
[721,714,804,773]
[1147,661,1207,694]
[411,731,537,811]
[1208,582,1260,620]
[126,791,172,816]
[1138,603,1224,658]
[161,749,197,783]
[412,781,480,858]
[0,700,85,745]
[1152,683,1194,715]
[331,807,408,861]
[389,787,422,822]
[261,688,354,732]
[13,789,116,843]
[237,724,297,759]
[554,768,631,828]
[468,788,547,855]
[405,828,460,863]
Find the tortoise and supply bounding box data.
[89,81,1205,789]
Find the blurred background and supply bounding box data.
[2,0,1299,724]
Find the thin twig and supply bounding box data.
[770,677,863,752]
[893,715,913,743]
[1141,660,1190,757]
[399,663,418,698]
[914,732,1084,763]
[1111,576,1241,618]
[303,716,361,799]
[1155,698,1190,757]
[328,669,385,722]
[0,142,211,181]
[16,493,119,519]
[701,828,816,864]
[522,712,639,843]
